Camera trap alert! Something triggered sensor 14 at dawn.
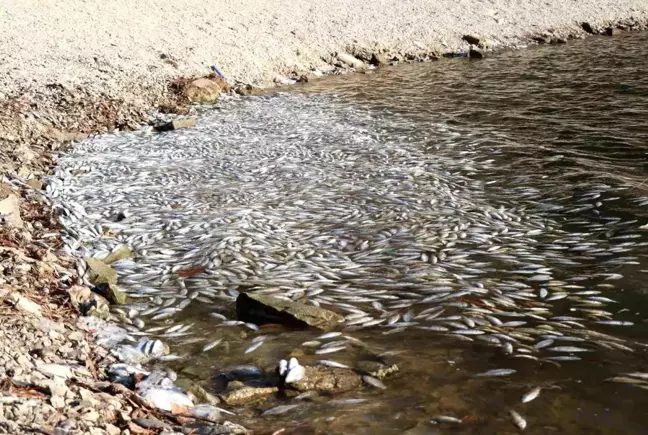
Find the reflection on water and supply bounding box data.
[52,32,648,434]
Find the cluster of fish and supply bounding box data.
[45,93,648,430]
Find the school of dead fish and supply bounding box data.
[45,93,648,430]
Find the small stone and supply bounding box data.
[468,48,484,59]
[287,366,362,394]
[27,178,43,190]
[462,34,481,45]
[37,363,73,380]
[154,118,197,132]
[581,22,595,34]
[104,424,121,435]
[7,293,42,316]
[0,194,22,228]
[605,27,614,36]
[188,384,221,405]
[80,409,100,422]
[50,395,66,409]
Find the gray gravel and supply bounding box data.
[1,0,648,100]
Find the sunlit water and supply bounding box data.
[49,32,648,434]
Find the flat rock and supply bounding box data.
[86,258,118,285]
[0,194,22,228]
[37,363,74,380]
[236,293,344,330]
[288,366,362,393]
[7,292,42,317]
[103,246,133,264]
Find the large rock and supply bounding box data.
[236,293,344,330]
[462,34,481,45]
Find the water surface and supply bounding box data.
[51,32,648,434]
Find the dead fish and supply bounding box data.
[509,410,527,430]
[475,368,517,377]
[262,404,300,416]
[430,416,462,424]
[362,375,387,389]
[521,387,541,403]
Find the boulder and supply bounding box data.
[68,285,110,319]
[236,293,344,330]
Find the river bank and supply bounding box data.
[1,4,648,434]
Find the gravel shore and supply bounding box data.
[1,2,648,433]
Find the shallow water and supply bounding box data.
[49,32,648,434]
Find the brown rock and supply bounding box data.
[288,366,362,393]
[154,118,197,132]
[223,386,278,405]
[27,178,43,190]
[183,78,223,104]
[236,293,344,330]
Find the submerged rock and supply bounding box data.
[189,384,222,405]
[236,293,344,330]
[222,384,278,406]
[286,366,362,394]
